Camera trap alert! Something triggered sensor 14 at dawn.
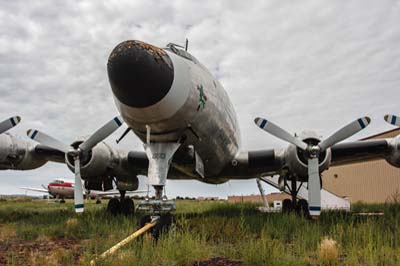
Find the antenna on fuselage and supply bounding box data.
[185,38,189,51]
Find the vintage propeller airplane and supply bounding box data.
[1,41,400,224]
[21,178,146,209]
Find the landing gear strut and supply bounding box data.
[137,127,181,238]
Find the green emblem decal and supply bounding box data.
[196,85,207,111]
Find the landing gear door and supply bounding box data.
[195,151,204,178]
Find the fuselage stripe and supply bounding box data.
[358,118,366,129]
[114,117,122,126]
[10,118,16,126]
[31,130,38,139]
[260,119,267,129]
[391,115,396,125]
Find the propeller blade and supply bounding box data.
[79,116,124,152]
[384,114,400,127]
[0,116,21,134]
[308,157,321,217]
[319,117,371,151]
[27,129,70,153]
[254,117,308,150]
[74,157,84,213]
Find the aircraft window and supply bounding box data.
[165,43,198,63]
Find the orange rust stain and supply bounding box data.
[108,40,167,64]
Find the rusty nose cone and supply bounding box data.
[107,40,174,108]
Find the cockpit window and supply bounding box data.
[165,43,198,63]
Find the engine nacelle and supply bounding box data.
[0,134,46,170]
[284,131,332,181]
[85,178,114,191]
[385,135,400,168]
[66,140,116,178]
[116,177,139,191]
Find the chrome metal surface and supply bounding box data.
[144,142,181,186]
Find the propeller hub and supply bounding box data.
[308,145,320,158]
[67,149,79,158]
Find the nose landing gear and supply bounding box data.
[136,129,181,239]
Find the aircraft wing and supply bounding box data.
[34,144,65,163]
[120,137,397,181]
[219,136,398,181]
[0,134,65,171]
[94,190,147,196]
[20,187,49,193]
[330,139,391,166]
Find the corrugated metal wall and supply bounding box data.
[323,128,400,203]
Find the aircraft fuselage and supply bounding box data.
[108,41,241,177]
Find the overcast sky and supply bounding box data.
[1,0,399,198]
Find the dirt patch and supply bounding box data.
[192,257,243,266]
[0,238,82,265]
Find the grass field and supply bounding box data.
[0,198,399,266]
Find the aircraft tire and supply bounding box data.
[121,198,134,216]
[296,199,310,218]
[107,198,121,215]
[282,199,293,213]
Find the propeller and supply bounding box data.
[255,118,308,150]
[0,116,21,134]
[27,116,124,213]
[255,116,371,217]
[384,114,400,127]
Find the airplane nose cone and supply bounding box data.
[107,40,174,108]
